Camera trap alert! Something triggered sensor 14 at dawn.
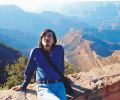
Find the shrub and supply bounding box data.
[1,56,35,89]
[64,61,78,76]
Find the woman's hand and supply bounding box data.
[11,85,23,91]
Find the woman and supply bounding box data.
[12,29,67,100]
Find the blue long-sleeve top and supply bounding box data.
[21,45,64,89]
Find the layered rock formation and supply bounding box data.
[98,50,120,66]
[61,29,120,71]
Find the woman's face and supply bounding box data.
[42,32,54,48]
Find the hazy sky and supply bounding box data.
[0,0,117,15]
[0,0,79,12]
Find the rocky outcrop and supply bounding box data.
[1,76,120,100]
[1,64,120,100]
[98,50,120,66]
[74,80,120,100]
[0,84,37,100]
[71,63,120,100]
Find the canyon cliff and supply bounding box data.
[61,29,120,71]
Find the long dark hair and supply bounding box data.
[38,29,57,49]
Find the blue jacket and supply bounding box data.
[22,45,64,89]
